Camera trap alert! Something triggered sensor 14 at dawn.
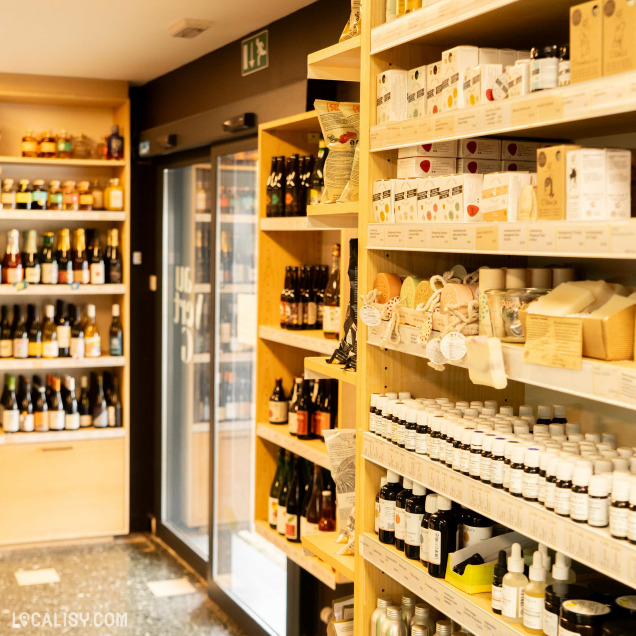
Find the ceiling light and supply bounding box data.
[169,18,212,39]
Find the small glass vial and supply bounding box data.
[47,180,63,210]
[554,458,574,517]
[469,430,484,479]
[39,130,57,158]
[610,478,630,540]
[452,425,464,472]
[588,474,610,528]
[375,397,387,438]
[21,129,38,157]
[459,427,473,475]
[429,415,443,461]
[522,446,541,502]
[63,181,79,211]
[570,461,592,523]
[397,404,407,448]
[480,433,496,483]
[78,181,94,211]
[628,481,636,544]
[490,437,506,489]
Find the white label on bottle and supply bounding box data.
[428,529,441,565]
[77,269,90,285]
[49,410,65,431]
[415,431,427,455]
[453,447,462,471]
[628,510,636,542]
[522,471,539,500]
[285,514,298,541]
[429,436,439,461]
[269,400,288,424]
[65,412,80,431]
[13,339,28,358]
[379,498,396,532]
[70,337,85,360]
[5,268,22,284]
[491,584,503,612]
[503,462,511,490]
[288,410,297,435]
[469,452,481,477]
[57,325,71,349]
[34,412,48,432]
[268,497,278,526]
[90,263,105,285]
[107,405,116,427]
[570,491,589,522]
[491,459,504,486]
[523,594,544,629]
[545,481,557,510]
[391,420,399,443]
[93,409,108,428]
[85,335,101,357]
[509,467,523,495]
[555,487,571,516]
[502,585,524,619]
[420,526,428,561]
[480,456,491,482]
[375,415,384,438]
[322,306,340,334]
[543,608,559,636]
[538,476,547,503]
[80,414,92,429]
[301,518,319,537]
[405,428,416,451]
[460,448,470,474]
[276,505,286,535]
[375,500,380,534]
[109,190,123,209]
[20,412,34,432]
[41,262,58,284]
[25,266,40,284]
[397,423,405,447]
[395,504,406,540]
[405,511,424,547]
[610,506,629,538]
[42,341,59,358]
[0,340,12,358]
[463,524,493,547]
[2,409,19,433]
[369,412,376,434]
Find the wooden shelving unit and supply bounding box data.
[304,356,357,386]
[0,284,126,296]
[256,421,330,470]
[0,211,126,222]
[261,215,358,231]
[258,325,336,357]
[0,155,126,167]
[0,355,125,371]
[302,531,355,581]
[307,37,361,82]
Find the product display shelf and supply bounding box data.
[366,219,636,259]
[0,427,126,446]
[0,283,126,296]
[219,213,255,224]
[0,211,126,222]
[256,421,331,470]
[363,432,636,587]
[260,215,358,231]
[254,520,349,589]
[0,355,125,371]
[258,325,336,357]
[302,531,355,580]
[307,36,361,82]
[370,70,636,151]
[218,283,256,294]
[306,202,359,229]
[304,356,357,386]
[360,533,532,636]
[0,156,126,167]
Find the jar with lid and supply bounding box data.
[559,599,611,636]
[16,179,33,210]
[543,583,592,636]
[95,135,108,160]
[73,134,92,159]
[615,595,636,619]
[21,129,38,157]
[47,180,63,210]
[1,179,16,210]
[39,130,57,158]
[56,130,73,159]
[559,44,571,86]
[31,179,48,211]
[530,45,559,92]
[90,180,104,210]
[62,181,79,211]
[78,181,93,211]
[104,178,124,211]
[380,606,406,636]
[602,619,636,635]
[588,579,634,606]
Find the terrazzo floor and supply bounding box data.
[0,534,247,635]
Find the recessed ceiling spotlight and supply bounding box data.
[169,18,212,39]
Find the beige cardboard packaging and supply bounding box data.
[442,46,479,110]
[426,177,443,222]
[499,49,519,67]
[407,65,427,119]
[397,156,456,178]
[603,0,636,76]
[398,141,458,158]
[456,158,501,174]
[566,148,608,221]
[537,145,581,220]
[463,64,503,106]
[583,295,636,360]
[372,179,395,223]
[394,179,419,223]
[479,48,502,64]
[570,1,604,83]
[377,69,407,124]
[459,138,502,160]
[507,60,531,97]
[416,178,430,222]
[501,140,544,160]
[442,173,483,222]
[427,62,443,115]
[482,172,533,222]
[605,148,632,220]
[501,160,537,171]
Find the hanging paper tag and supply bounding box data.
[426,338,447,365]
[440,331,467,361]
[359,303,382,327]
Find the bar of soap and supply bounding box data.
[527,282,595,316]
[440,283,478,316]
[400,276,425,308]
[589,294,636,317]
[570,280,615,312]
[414,280,434,308]
[373,273,403,304]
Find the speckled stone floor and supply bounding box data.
[0,535,247,635]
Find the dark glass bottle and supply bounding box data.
[318,490,336,531]
[0,306,12,359]
[56,229,73,284]
[492,550,508,615]
[268,448,286,528]
[48,376,65,431]
[323,244,340,340]
[3,229,23,284]
[17,376,34,432]
[270,156,286,217]
[1,374,19,433]
[107,375,122,428]
[427,495,458,578]
[64,376,79,431]
[33,385,48,432]
[404,483,427,560]
[268,377,288,424]
[78,375,91,428]
[379,470,402,545]
[286,267,301,330]
[89,231,105,284]
[69,304,85,359]
[72,229,89,285]
[303,464,323,536]
[12,305,28,359]
[40,232,58,285]
[308,141,328,206]
[276,451,291,535]
[280,266,291,329]
[92,374,108,428]
[109,304,123,356]
[302,265,317,330]
[55,300,70,357]
[22,230,41,285]
[295,378,312,440]
[27,304,42,359]
[284,155,300,217]
[265,156,276,217]
[107,229,122,284]
[395,478,414,552]
[285,456,304,542]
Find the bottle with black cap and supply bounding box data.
[427,495,457,578]
[491,549,507,615]
[378,470,401,545]
[394,477,413,552]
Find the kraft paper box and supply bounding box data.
[582,297,636,360]
[482,171,533,222]
[416,178,429,222]
[442,45,479,110]
[427,62,443,115]
[425,176,443,222]
[407,65,427,119]
[499,49,518,67]
[606,149,632,220]
[537,144,581,220]
[372,179,395,223]
[508,60,531,97]
[398,141,458,158]
[463,64,503,106]
[603,0,636,76]
[456,158,500,174]
[501,140,544,160]
[501,160,537,172]
[393,178,418,223]
[377,69,407,124]
[459,138,502,160]
[570,1,603,83]
[397,156,456,179]
[566,148,608,220]
[478,48,501,64]
[439,173,483,222]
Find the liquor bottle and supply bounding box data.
[84,304,101,358]
[1,178,16,210]
[104,178,124,211]
[78,376,91,428]
[33,384,48,432]
[265,156,276,217]
[69,304,85,359]
[220,230,231,284]
[56,229,73,284]
[295,378,313,440]
[48,376,65,431]
[53,300,69,357]
[17,376,34,432]
[268,448,286,528]
[288,377,301,436]
[299,155,314,216]
[286,267,301,330]
[312,379,335,438]
[277,451,291,535]
[280,266,291,329]
[78,181,94,211]
[0,306,12,358]
[285,456,304,542]
[1,375,19,433]
[303,464,323,536]
[92,374,108,427]
[39,130,57,158]
[12,306,28,359]
[109,304,123,356]
[56,130,72,159]
[297,266,306,330]
[107,375,122,427]
[47,180,63,210]
[270,156,286,217]
[3,229,23,284]
[323,244,341,340]
[27,305,42,358]
[268,377,288,424]
[315,265,327,330]
[21,129,38,157]
[42,304,59,359]
[63,181,79,211]
[45,373,53,406]
[72,229,89,285]
[107,229,122,284]
[318,490,336,531]
[302,266,317,330]
[22,230,41,284]
[40,233,58,284]
[309,141,328,205]
[106,125,124,160]
[31,179,48,211]
[16,179,33,210]
[284,154,300,217]
[64,376,80,431]
[89,231,105,284]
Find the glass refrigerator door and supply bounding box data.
[211,147,287,635]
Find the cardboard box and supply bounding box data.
[456,158,501,174]
[459,138,502,160]
[603,0,636,76]
[463,64,503,106]
[499,49,518,67]
[397,156,456,178]
[372,179,395,223]
[442,173,483,222]
[566,148,608,220]
[398,141,458,158]
[570,1,603,83]
[479,48,502,65]
[507,60,531,97]
[606,148,632,220]
[583,295,636,360]
[377,69,407,124]
[442,46,479,110]
[536,145,581,220]
[501,140,545,160]
[393,179,419,223]
[416,178,429,222]
[482,171,533,222]
[407,65,427,119]
[427,177,443,222]
[427,61,443,115]
[501,160,537,172]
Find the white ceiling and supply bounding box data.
[0,0,315,84]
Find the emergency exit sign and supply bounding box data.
[241,30,268,76]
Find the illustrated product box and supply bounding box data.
[508,60,531,97]
[456,158,501,174]
[441,173,484,222]
[570,1,603,83]
[463,64,503,106]
[583,295,636,361]
[427,62,443,115]
[416,178,429,222]
[482,171,533,222]
[442,45,479,110]
[398,141,458,158]
[424,176,443,222]
[501,140,544,160]
[536,144,581,220]
[397,156,456,179]
[605,149,632,219]
[407,65,427,119]
[393,179,419,223]
[501,160,537,172]
[458,138,502,160]
[499,49,519,67]
[372,179,396,223]
[478,48,502,65]
[377,69,407,124]
[603,0,636,76]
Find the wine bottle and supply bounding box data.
[268,448,286,528]
[297,266,307,330]
[32,383,47,432]
[89,231,105,284]
[268,377,288,424]
[265,156,276,217]
[288,377,301,436]
[109,304,123,356]
[271,156,286,217]
[55,300,70,357]
[18,376,34,432]
[40,232,58,284]
[92,374,108,428]
[1,374,19,433]
[303,464,323,537]
[84,304,101,357]
[284,154,300,217]
[27,304,42,358]
[280,266,291,329]
[285,456,303,542]
[22,230,41,284]
[295,378,313,440]
[72,228,89,285]
[302,266,317,330]
[64,376,80,431]
[56,229,73,284]
[286,267,301,330]
[12,305,28,359]
[69,303,85,359]
[48,376,65,431]
[78,376,91,428]
[42,304,59,359]
[308,141,328,205]
[107,229,122,284]
[107,374,122,428]
[323,244,341,340]
[315,265,327,330]
[318,490,336,532]
[277,451,291,535]
[3,229,23,284]
[0,306,12,358]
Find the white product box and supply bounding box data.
[500,140,544,160]
[397,140,458,159]
[397,156,457,179]
[372,179,395,223]
[407,65,427,119]
[605,149,632,220]
[438,173,484,222]
[479,48,501,65]
[517,50,531,60]
[501,160,537,172]
[482,172,533,222]
[499,49,518,67]
[377,69,407,124]
[416,178,429,222]
[459,138,502,160]
[463,64,503,107]
[442,46,479,110]
[427,62,443,115]
[456,158,501,174]
[393,179,419,223]
[508,60,531,98]
[426,177,443,222]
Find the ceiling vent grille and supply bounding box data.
[169,18,212,39]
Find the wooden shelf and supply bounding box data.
[0,284,126,296]
[362,433,636,588]
[219,283,256,293]
[260,215,357,231]
[0,211,126,222]
[366,220,636,259]
[0,355,125,371]
[256,422,331,470]
[0,156,126,167]
[304,357,357,386]
[0,427,125,446]
[367,322,636,411]
[254,520,349,590]
[302,531,355,580]
[259,110,318,134]
[306,203,359,228]
[307,37,361,82]
[361,533,532,635]
[370,70,636,151]
[259,325,336,356]
[220,213,257,224]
